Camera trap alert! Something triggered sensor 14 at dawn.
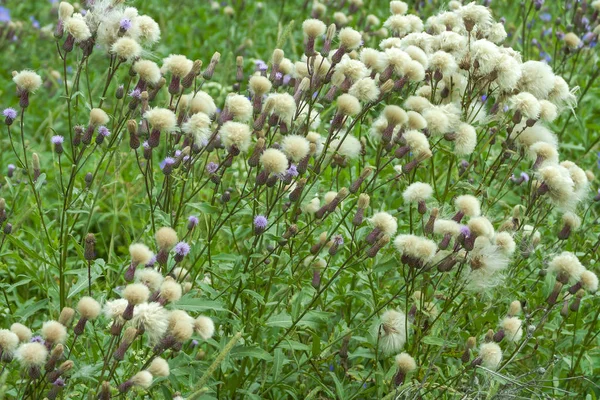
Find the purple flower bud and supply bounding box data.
[333,235,344,246]
[51,135,64,145]
[174,241,190,256]
[459,225,471,238]
[31,335,44,343]
[7,164,16,177]
[98,126,110,137]
[161,157,176,174]
[53,378,65,387]
[520,172,530,182]
[3,108,17,119]
[206,162,219,174]
[146,255,157,267]
[129,88,142,99]
[188,215,199,229]
[286,164,299,178]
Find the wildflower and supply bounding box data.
[433,219,460,250]
[3,108,17,125]
[148,357,170,377]
[111,37,141,61]
[145,108,176,147]
[376,309,408,355]
[367,212,397,244]
[42,320,67,345]
[223,94,252,122]
[13,70,42,108]
[10,323,32,343]
[133,60,162,87]
[394,352,416,386]
[73,296,101,334]
[281,135,310,162]
[219,121,251,152]
[476,342,502,370]
[465,237,510,291]
[394,234,437,267]
[173,241,190,262]
[119,371,153,393]
[580,271,598,293]
[0,329,19,357]
[194,316,215,340]
[329,135,362,161]
[64,13,91,42]
[254,215,268,234]
[188,215,199,230]
[15,342,48,378]
[51,135,65,154]
[402,182,433,214]
[122,283,150,320]
[260,148,288,175]
[548,252,585,283]
[500,317,523,343]
[453,195,481,222]
[132,302,169,344]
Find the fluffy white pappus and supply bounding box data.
[395,353,417,373]
[402,131,429,158]
[433,219,461,236]
[131,371,153,389]
[58,2,74,21]
[429,51,457,75]
[329,135,362,160]
[385,48,412,75]
[455,195,481,217]
[518,61,555,100]
[147,357,170,377]
[161,54,193,77]
[219,121,251,152]
[302,18,327,38]
[528,142,558,166]
[111,37,141,61]
[560,161,590,201]
[369,212,398,235]
[406,111,427,130]
[435,31,468,56]
[470,39,501,75]
[562,212,581,230]
[539,100,558,122]
[10,323,32,343]
[123,283,150,305]
[194,316,215,340]
[390,1,408,15]
[332,56,369,86]
[457,3,492,29]
[548,251,585,282]
[501,317,523,342]
[493,232,516,256]
[509,92,541,120]
[144,108,177,132]
[404,45,428,69]
[281,135,310,162]
[41,320,67,344]
[402,182,433,203]
[375,309,409,355]
[384,15,423,37]
[337,93,362,116]
[349,77,380,103]
[129,243,153,266]
[135,15,161,45]
[514,122,558,149]
[360,48,388,72]
[168,310,195,342]
[260,148,289,175]
[183,112,212,145]
[266,93,296,125]
[302,197,320,215]
[225,94,253,122]
[338,27,363,50]
[380,37,403,50]
[104,298,128,319]
[64,13,92,42]
[479,342,502,370]
[248,75,272,96]
[580,270,599,293]
[484,22,508,44]
[132,302,169,344]
[0,330,19,354]
[78,296,101,320]
[135,268,164,291]
[422,108,451,136]
[537,164,576,209]
[13,70,42,93]
[15,342,48,367]
[133,60,162,85]
[189,91,217,116]
[494,51,523,92]
[548,76,577,109]
[454,123,477,156]
[155,226,178,249]
[468,216,495,238]
[465,237,509,291]
[159,277,183,303]
[394,234,438,262]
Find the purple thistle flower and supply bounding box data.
[286,164,299,178]
[191,339,199,346]
[520,172,530,182]
[8,164,16,173]
[188,215,199,229]
[175,150,182,157]
[160,157,175,171]
[146,255,157,267]
[142,141,150,150]
[120,18,132,30]
[206,162,219,174]
[254,60,268,71]
[129,88,142,99]
[31,335,44,343]
[53,378,65,387]
[3,108,17,119]
[333,235,344,246]
[283,74,292,85]
[30,16,40,29]
[51,135,64,145]
[0,7,10,23]
[459,225,471,238]
[98,126,110,137]
[480,94,487,103]
[174,241,190,256]
[254,215,268,229]
[275,72,283,80]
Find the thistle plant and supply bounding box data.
[0,0,599,399]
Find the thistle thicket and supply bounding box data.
[0,0,599,398]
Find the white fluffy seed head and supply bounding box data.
[148,357,170,377]
[395,352,417,373]
[548,252,585,281]
[144,108,176,132]
[509,92,541,120]
[189,91,217,116]
[479,342,502,370]
[378,309,408,354]
[10,323,32,343]
[338,27,362,50]
[89,108,109,126]
[394,235,437,262]
[349,78,380,103]
[15,342,48,367]
[58,2,74,20]
[64,14,91,42]
[494,232,516,256]
[302,18,326,38]
[0,330,19,354]
[194,316,215,340]
[580,270,598,292]
[337,93,361,116]
[390,1,408,14]
[267,93,296,125]
[455,195,481,217]
[183,112,211,145]
[219,121,251,152]
[433,219,460,236]
[135,268,164,292]
[169,310,194,342]
[562,212,581,230]
[468,216,495,238]
[42,320,67,344]
[402,182,433,203]
[123,283,150,305]
[281,135,310,162]
[370,212,398,235]
[133,60,162,85]
[129,243,153,265]
[155,227,178,249]
[162,54,193,77]
[455,123,477,156]
[508,300,522,316]
[225,94,253,122]
[384,105,408,125]
[159,277,183,303]
[260,148,288,174]
[249,75,272,96]
[406,111,427,130]
[501,317,523,342]
[329,135,362,159]
[539,100,558,122]
[111,37,141,61]
[131,371,153,388]
[13,70,42,93]
[77,296,101,319]
[403,130,430,157]
[136,15,161,45]
[518,61,555,100]
[564,32,581,49]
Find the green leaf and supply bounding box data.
[175,297,227,313]
[230,346,273,361]
[266,312,292,328]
